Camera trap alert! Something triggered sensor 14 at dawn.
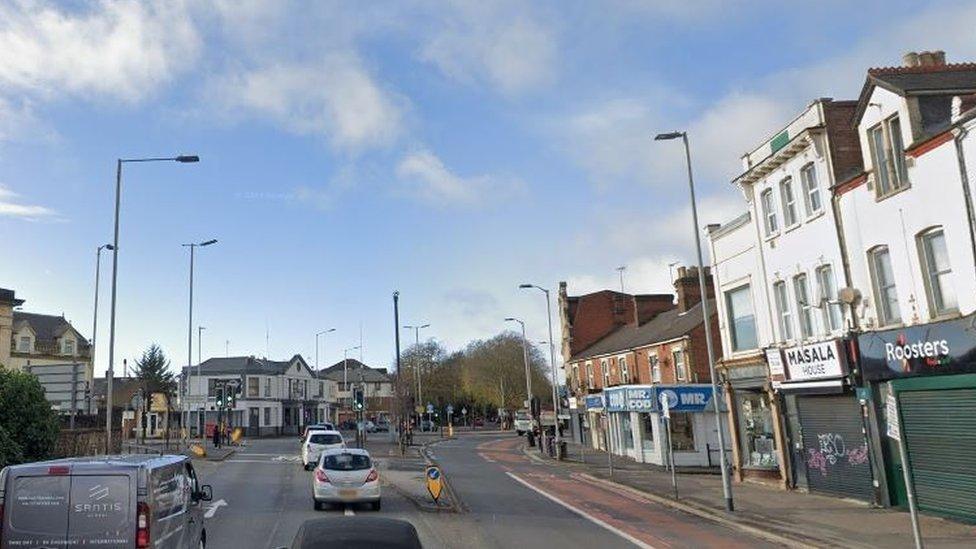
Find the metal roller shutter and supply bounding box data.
[899,388,976,522]
[797,395,874,500]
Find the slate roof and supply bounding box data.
[570,298,716,362]
[12,311,89,350]
[181,355,306,376]
[854,63,976,125]
[317,359,391,383]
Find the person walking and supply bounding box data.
[212,423,221,448]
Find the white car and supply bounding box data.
[312,448,381,511]
[301,430,345,470]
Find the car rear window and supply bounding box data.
[322,454,371,471]
[309,433,342,445]
[67,475,132,544]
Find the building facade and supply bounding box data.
[317,358,394,423]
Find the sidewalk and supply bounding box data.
[536,441,976,548]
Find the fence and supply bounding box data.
[54,428,120,458]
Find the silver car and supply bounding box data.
[311,448,380,511]
[301,430,345,470]
[0,454,212,549]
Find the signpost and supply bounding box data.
[887,390,922,549]
[661,393,678,499]
[425,465,444,503]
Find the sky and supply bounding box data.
[2,0,975,379]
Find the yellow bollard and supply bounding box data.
[189,444,207,457]
[448,424,454,438]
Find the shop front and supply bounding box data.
[774,340,877,502]
[858,313,976,522]
[721,357,788,486]
[603,385,728,467]
[584,394,605,451]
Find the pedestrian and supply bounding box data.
[212,423,221,448]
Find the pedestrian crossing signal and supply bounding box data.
[354,388,365,410]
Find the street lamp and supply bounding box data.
[183,238,218,441]
[315,328,336,370]
[343,346,361,405]
[519,283,562,456]
[105,155,199,454]
[656,130,734,512]
[503,318,533,407]
[403,323,430,408]
[91,243,114,411]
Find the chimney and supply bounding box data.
[674,265,714,313]
[932,50,946,66]
[903,51,920,68]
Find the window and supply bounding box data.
[649,353,661,383]
[815,265,843,333]
[247,377,259,397]
[17,336,31,353]
[772,281,793,342]
[794,274,814,339]
[572,364,580,389]
[919,228,957,316]
[601,359,610,387]
[618,356,629,384]
[761,189,778,236]
[737,391,778,468]
[672,349,686,382]
[317,381,324,397]
[869,246,901,326]
[62,339,75,355]
[374,382,382,392]
[779,177,797,227]
[264,407,271,426]
[668,413,695,451]
[800,163,822,216]
[725,285,758,351]
[585,362,594,389]
[264,377,271,397]
[869,115,909,196]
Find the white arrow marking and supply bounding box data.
[204,499,227,519]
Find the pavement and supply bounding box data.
[537,439,976,549]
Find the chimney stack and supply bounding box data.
[673,265,714,313]
[903,51,920,68]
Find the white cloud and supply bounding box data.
[0,0,200,103]
[213,54,403,151]
[395,148,523,206]
[420,2,557,96]
[0,184,57,220]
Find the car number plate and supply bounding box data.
[339,489,357,498]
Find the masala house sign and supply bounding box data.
[783,340,846,381]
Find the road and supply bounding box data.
[194,431,781,548]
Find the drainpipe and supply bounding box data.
[952,124,976,284]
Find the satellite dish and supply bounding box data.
[838,287,861,305]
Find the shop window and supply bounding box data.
[869,115,909,197]
[649,353,661,383]
[736,392,778,468]
[672,349,686,382]
[773,280,793,342]
[725,285,758,351]
[247,377,259,397]
[793,273,814,338]
[668,413,695,451]
[869,246,901,326]
[640,413,655,443]
[815,264,843,333]
[761,189,778,236]
[800,162,822,216]
[918,228,958,317]
[621,413,634,450]
[779,177,797,227]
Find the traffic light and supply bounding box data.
[354,388,365,411]
[215,386,225,407]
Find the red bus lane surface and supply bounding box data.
[477,437,778,548]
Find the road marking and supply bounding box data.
[478,453,496,463]
[204,499,227,519]
[344,506,355,516]
[505,472,656,549]
[223,459,294,464]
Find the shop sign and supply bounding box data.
[657,386,717,413]
[605,387,629,412]
[766,349,785,376]
[858,313,976,381]
[568,397,578,410]
[625,387,655,411]
[783,340,845,381]
[585,394,604,411]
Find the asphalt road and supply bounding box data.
[193,431,780,548]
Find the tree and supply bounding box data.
[132,344,176,395]
[0,367,59,469]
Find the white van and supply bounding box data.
[0,454,213,549]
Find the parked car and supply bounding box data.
[374,419,391,432]
[286,517,421,549]
[0,454,212,549]
[312,448,380,511]
[514,409,532,435]
[300,423,336,442]
[419,420,437,432]
[302,430,346,470]
[364,420,377,433]
[338,420,357,431]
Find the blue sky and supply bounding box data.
[2,0,974,377]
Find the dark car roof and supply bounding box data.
[289,517,422,549]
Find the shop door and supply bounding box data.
[899,386,976,522]
[797,394,874,500]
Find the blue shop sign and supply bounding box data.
[603,385,723,413]
[584,394,604,410]
[655,386,718,413]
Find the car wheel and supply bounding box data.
[371,500,381,511]
[313,500,324,511]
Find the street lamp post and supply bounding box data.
[105,155,199,454]
[503,318,533,406]
[343,346,361,409]
[655,130,734,512]
[91,243,113,413]
[402,323,430,410]
[519,284,562,457]
[183,238,217,441]
[315,328,336,370]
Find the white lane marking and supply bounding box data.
[223,459,295,464]
[343,506,355,516]
[204,499,227,519]
[505,472,656,549]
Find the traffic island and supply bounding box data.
[377,447,458,513]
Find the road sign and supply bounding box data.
[446,404,454,414]
[425,465,443,503]
[886,393,900,440]
[462,408,467,416]
[415,405,425,415]
[426,403,434,414]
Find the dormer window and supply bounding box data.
[17,336,31,353]
[868,115,908,196]
[62,339,75,355]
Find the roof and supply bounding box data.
[12,311,89,347]
[318,359,391,383]
[854,63,976,125]
[570,298,716,361]
[0,287,24,307]
[183,355,310,376]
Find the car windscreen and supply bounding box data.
[309,433,343,445]
[322,454,371,471]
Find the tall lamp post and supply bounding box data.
[655,130,734,512]
[518,284,562,457]
[91,243,114,413]
[503,318,533,406]
[105,155,199,454]
[315,328,336,370]
[343,346,361,409]
[403,323,430,409]
[183,238,217,441]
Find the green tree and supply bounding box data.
[132,344,176,395]
[0,367,60,468]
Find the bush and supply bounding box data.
[0,368,59,469]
